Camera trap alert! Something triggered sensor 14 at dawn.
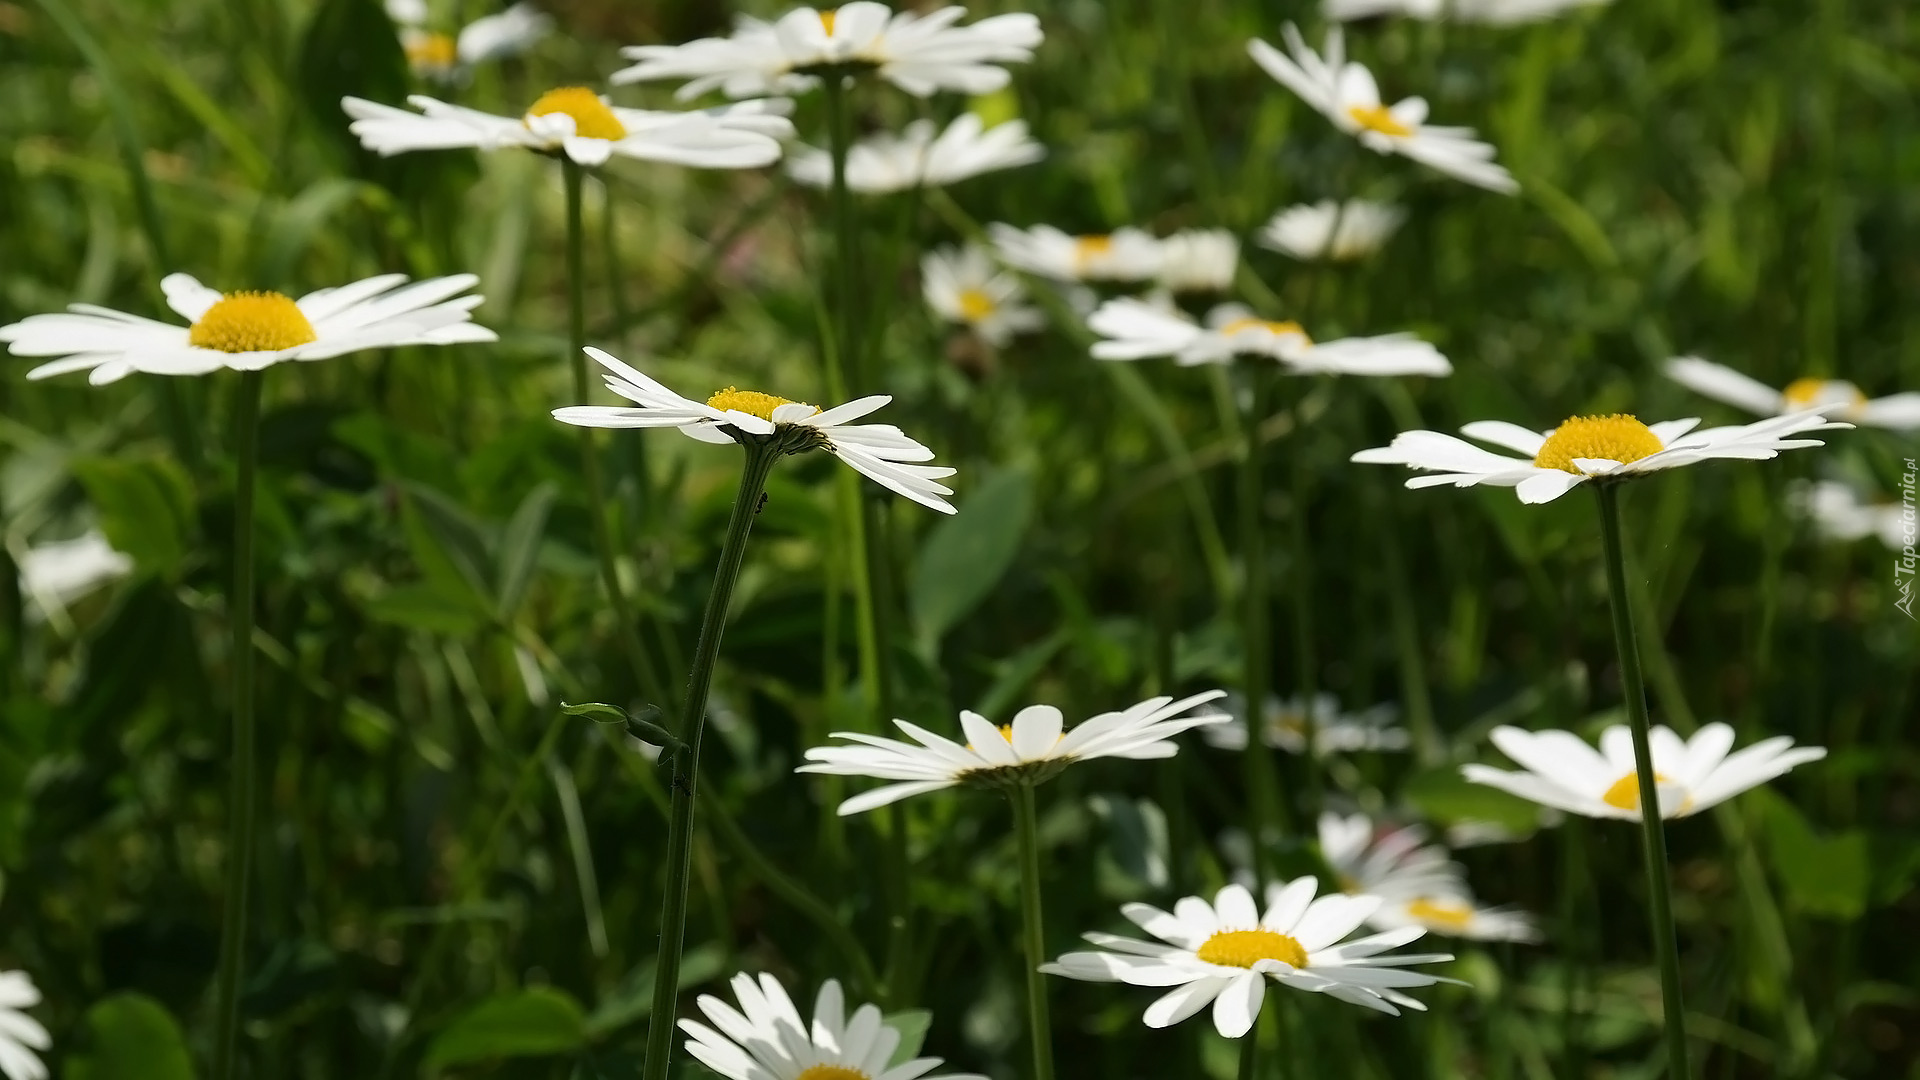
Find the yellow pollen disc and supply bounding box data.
[404,32,458,71]
[795,1067,868,1080]
[706,386,816,422]
[1196,929,1308,970]
[1073,235,1115,265]
[956,288,997,321]
[818,7,838,35]
[1406,898,1475,929]
[1221,317,1309,343]
[1348,104,1414,138]
[1602,771,1675,812]
[187,292,317,354]
[1531,414,1665,475]
[1781,376,1865,409]
[526,87,628,142]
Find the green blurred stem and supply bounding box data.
[1287,390,1321,818]
[563,162,669,708]
[1594,484,1690,1080]
[641,438,781,1080]
[211,369,263,1080]
[1237,369,1285,876]
[820,73,859,399]
[1237,1024,1260,1080]
[1011,783,1055,1080]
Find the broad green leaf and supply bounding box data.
[1760,794,1869,920]
[495,481,556,618]
[909,469,1032,646]
[882,1009,933,1067]
[67,994,195,1080]
[70,456,194,577]
[424,987,587,1070]
[585,944,725,1037]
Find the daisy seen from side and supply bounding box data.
[1319,812,1541,943]
[788,113,1043,193]
[682,972,984,1080]
[1324,0,1612,25]
[1792,480,1915,551]
[1088,298,1451,377]
[1155,228,1239,294]
[1202,693,1410,755]
[1258,199,1405,261]
[1666,356,1920,432]
[387,0,550,82]
[922,244,1044,347]
[988,224,1164,284]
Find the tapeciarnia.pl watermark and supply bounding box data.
[1897,458,1917,621]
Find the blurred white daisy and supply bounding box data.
[1325,0,1610,24]
[1,272,494,385]
[1351,410,1850,504]
[0,970,49,1080]
[342,90,792,168]
[1203,694,1410,755]
[1249,24,1516,194]
[682,972,982,1080]
[614,3,1043,100]
[989,224,1163,283]
[1666,356,1920,432]
[18,530,131,621]
[1155,229,1239,294]
[1319,813,1540,943]
[388,0,549,81]
[1088,298,1451,376]
[1792,480,1913,550]
[1042,880,1457,1034]
[922,245,1044,347]
[1462,723,1826,820]
[1258,199,1405,261]
[553,347,956,514]
[788,113,1043,193]
[798,691,1230,814]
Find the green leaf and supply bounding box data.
[70,456,194,577]
[882,1009,932,1067]
[402,482,496,611]
[559,702,630,723]
[585,944,725,1038]
[909,469,1032,647]
[495,481,556,619]
[67,994,196,1080]
[362,581,489,635]
[424,987,587,1070]
[1400,767,1542,836]
[1760,794,1869,920]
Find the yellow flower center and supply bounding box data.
[1781,376,1865,410]
[404,32,458,72]
[957,288,997,321]
[1073,235,1115,266]
[1531,414,1665,475]
[1602,771,1677,813]
[187,292,318,353]
[1348,104,1414,138]
[1406,897,1475,930]
[707,386,816,422]
[795,1068,867,1080]
[1196,929,1308,970]
[526,87,628,142]
[1220,317,1310,343]
[818,8,838,35]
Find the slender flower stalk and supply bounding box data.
[1593,483,1690,1080]
[1011,783,1055,1080]
[1236,368,1285,877]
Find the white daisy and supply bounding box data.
[390,1,550,81]
[552,347,957,514]
[1249,24,1517,194]
[1088,298,1451,376]
[1666,356,1920,432]
[1202,694,1410,755]
[922,245,1044,347]
[1258,199,1405,261]
[788,113,1044,193]
[1041,880,1458,1034]
[797,691,1231,815]
[1462,722,1827,821]
[18,530,132,620]
[682,972,983,1080]
[1792,480,1914,551]
[988,223,1163,283]
[0,272,494,385]
[1351,409,1851,505]
[614,3,1043,100]
[0,971,49,1080]
[1155,229,1239,294]
[1325,0,1611,24]
[1319,813,1540,943]
[342,91,791,169]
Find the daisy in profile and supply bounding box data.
[1324,0,1610,24]
[614,4,1043,100]
[1666,356,1920,431]
[1319,813,1540,943]
[1203,693,1410,755]
[18,530,131,622]
[788,114,1043,193]
[798,691,1229,814]
[1463,723,1826,820]
[922,245,1044,347]
[1249,24,1516,194]
[386,0,549,82]
[1155,229,1239,294]
[1089,298,1451,376]
[1,272,493,384]
[0,970,49,1080]
[683,972,983,1080]
[989,224,1163,283]
[342,90,792,168]
[1042,879,1457,1034]
[554,347,956,514]
[1259,199,1405,261]
[1351,410,1850,504]
[1792,480,1914,550]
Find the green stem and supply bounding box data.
[1594,484,1690,1080]
[1237,1026,1260,1080]
[1288,392,1321,819]
[211,369,263,1080]
[640,439,782,1080]
[1011,783,1055,1080]
[1237,369,1284,880]
[820,73,860,399]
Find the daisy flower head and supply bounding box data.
[1666,356,1920,432]
[613,4,1043,100]
[1203,694,1410,755]
[922,244,1044,347]
[388,0,550,82]
[1351,409,1852,505]
[798,691,1230,814]
[1792,480,1914,551]
[18,530,132,621]
[1462,722,1827,821]
[1325,0,1611,24]
[682,972,983,1080]
[788,113,1044,194]
[1155,228,1239,294]
[1,272,494,385]
[554,348,956,514]
[1089,298,1451,377]
[1319,813,1540,943]
[0,970,49,1080]
[988,223,1164,284]
[1042,879,1458,1034]
[1248,24,1517,194]
[1258,199,1405,261]
[341,91,793,169]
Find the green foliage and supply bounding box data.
[423,987,588,1070]
[909,467,1033,649]
[65,995,196,1080]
